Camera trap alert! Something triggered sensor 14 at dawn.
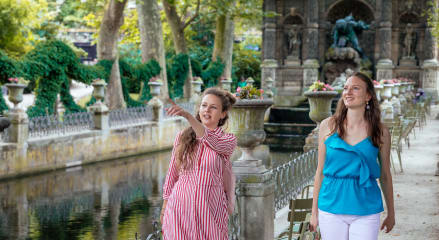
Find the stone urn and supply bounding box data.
[92,79,107,103]
[191,79,203,95]
[246,77,255,87]
[229,99,273,173]
[220,79,233,92]
[303,90,338,152]
[374,84,383,102]
[380,84,394,122]
[5,83,27,109]
[390,83,401,116]
[148,81,163,97]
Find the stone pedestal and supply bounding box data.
[399,56,417,67]
[421,59,439,101]
[233,168,274,240]
[88,102,109,130]
[285,55,301,66]
[376,59,394,80]
[148,97,164,122]
[302,59,320,92]
[6,109,28,144]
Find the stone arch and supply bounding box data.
[282,14,304,26]
[326,0,375,24]
[399,12,420,24]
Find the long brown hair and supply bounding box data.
[176,88,236,170]
[330,72,383,147]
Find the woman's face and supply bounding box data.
[342,76,371,109]
[199,94,226,130]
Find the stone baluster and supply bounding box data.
[422,24,439,101]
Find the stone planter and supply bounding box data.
[92,80,107,103]
[191,80,203,95]
[220,79,233,92]
[303,91,338,152]
[246,77,255,87]
[380,84,394,122]
[5,83,27,109]
[229,99,273,173]
[148,81,163,97]
[374,85,383,102]
[390,83,401,116]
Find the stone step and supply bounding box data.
[264,122,316,135]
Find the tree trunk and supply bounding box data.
[105,58,126,109]
[222,15,235,80]
[212,15,227,62]
[97,0,127,60]
[162,0,187,54]
[137,0,169,100]
[98,0,127,109]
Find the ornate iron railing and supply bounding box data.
[272,149,318,212]
[162,102,196,119]
[109,105,154,128]
[28,112,94,138]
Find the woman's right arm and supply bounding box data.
[309,117,330,232]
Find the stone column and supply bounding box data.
[302,0,319,90]
[376,0,393,80]
[261,0,278,93]
[422,27,439,101]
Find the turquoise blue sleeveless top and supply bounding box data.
[318,133,384,216]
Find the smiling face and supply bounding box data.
[199,94,226,130]
[342,76,371,109]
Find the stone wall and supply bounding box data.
[0,118,187,180]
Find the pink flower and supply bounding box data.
[236,87,241,92]
[323,88,326,91]
[313,89,317,92]
[260,89,264,94]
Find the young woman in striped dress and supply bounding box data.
[161,88,237,240]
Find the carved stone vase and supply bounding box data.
[228,99,273,173]
[303,91,338,152]
[5,83,27,109]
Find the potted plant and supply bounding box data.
[5,77,30,109]
[148,76,163,97]
[229,85,273,172]
[303,80,338,152]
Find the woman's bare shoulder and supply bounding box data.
[319,117,334,139]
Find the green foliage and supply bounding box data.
[425,0,439,40]
[201,58,224,88]
[166,54,189,99]
[232,47,261,89]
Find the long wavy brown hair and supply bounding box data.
[176,88,236,170]
[329,71,383,147]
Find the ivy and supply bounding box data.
[166,53,189,99]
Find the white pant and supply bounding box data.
[318,209,380,240]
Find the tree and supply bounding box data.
[162,0,201,98]
[137,0,169,99]
[98,0,128,109]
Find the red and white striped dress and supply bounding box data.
[162,127,237,240]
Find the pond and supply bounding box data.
[0,150,171,240]
[0,144,298,240]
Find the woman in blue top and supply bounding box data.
[309,72,395,239]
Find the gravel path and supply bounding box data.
[378,104,439,240]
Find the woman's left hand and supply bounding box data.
[380,214,395,233]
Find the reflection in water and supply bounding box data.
[0,150,172,240]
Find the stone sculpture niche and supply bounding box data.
[400,23,417,66]
[283,8,303,66]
